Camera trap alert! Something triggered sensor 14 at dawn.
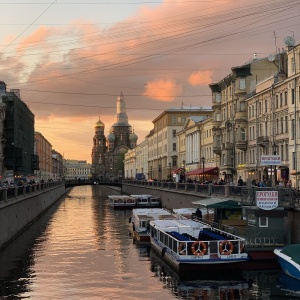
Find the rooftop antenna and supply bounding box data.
[273,31,277,53]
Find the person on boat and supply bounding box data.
[195,208,202,219]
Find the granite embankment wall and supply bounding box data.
[0,184,66,250]
[122,183,208,209]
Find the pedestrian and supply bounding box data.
[237,176,244,186]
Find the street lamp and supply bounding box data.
[201,156,205,183]
[182,160,186,183]
[272,142,278,186]
[169,162,172,181]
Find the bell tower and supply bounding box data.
[91,117,107,179]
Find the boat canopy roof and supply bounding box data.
[281,244,300,265]
[192,198,241,209]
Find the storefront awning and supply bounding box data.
[173,167,185,174]
[192,198,241,209]
[186,167,219,176]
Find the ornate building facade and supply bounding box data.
[91,93,137,180]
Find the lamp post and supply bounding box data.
[272,142,278,186]
[182,160,186,183]
[141,167,144,180]
[169,162,172,181]
[201,156,205,183]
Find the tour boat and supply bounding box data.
[274,244,300,280]
[130,194,161,208]
[107,195,136,208]
[129,208,175,243]
[149,218,248,270]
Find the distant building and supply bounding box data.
[35,132,52,181]
[52,150,64,180]
[91,92,138,180]
[65,159,91,180]
[3,88,36,178]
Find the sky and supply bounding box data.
[0,0,299,163]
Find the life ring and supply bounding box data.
[178,242,187,255]
[191,241,207,256]
[219,240,233,255]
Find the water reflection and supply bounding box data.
[276,272,300,296]
[149,249,252,299]
[0,186,297,299]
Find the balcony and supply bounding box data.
[213,145,221,155]
[236,141,248,151]
[223,142,233,150]
[257,136,269,147]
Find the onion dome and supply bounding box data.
[129,130,138,141]
[107,132,115,141]
[95,117,104,128]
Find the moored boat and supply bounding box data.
[107,195,136,208]
[149,218,248,270]
[130,208,175,243]
[274,244,300,280]
[130,194,161,208]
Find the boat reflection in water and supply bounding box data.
[276,272,300,297]
[149,249,252,299]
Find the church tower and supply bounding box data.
[105,92,138,179]
[91,117,106,179]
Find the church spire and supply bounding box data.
[116,92,128,124]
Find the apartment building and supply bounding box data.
[147,105,213,180]
[209,53,283,183]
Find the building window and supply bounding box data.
[280,117,283,133]
[172,129,176,137]
[172,116,176,124]
[292,119,295,139]
[241,128,246,141]
[172,143,176,151]
[259,216,268,227]
[239,78,246,89]
[172,157,176,167]
[285,116,288,133]
[275,95,278,108]
[284,91,287,105]
[265,99,267,112]
[292,89,295,104]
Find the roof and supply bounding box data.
[186,167,219,176]
[281,244,300,265]
[189,116,209,123]
[192,198,242,209]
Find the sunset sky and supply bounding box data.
[0,0,299,163]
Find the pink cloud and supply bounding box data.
[143,79,182,102]
[188,70,213,86]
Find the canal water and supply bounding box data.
[0,185,299,299]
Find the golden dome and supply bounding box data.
[95,117,104,128]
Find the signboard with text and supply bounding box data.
[260,155,281,166]
[256,191,278,210]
